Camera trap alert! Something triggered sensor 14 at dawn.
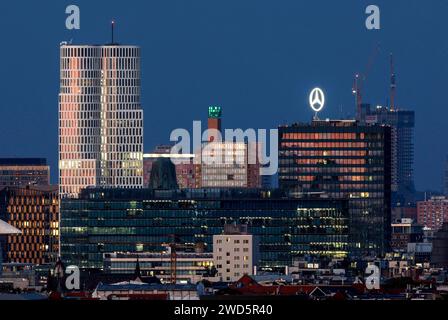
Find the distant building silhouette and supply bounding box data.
[149,158,178,190]
[431,223,448,268]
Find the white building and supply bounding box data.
[200,142,261,188]
[59,44,143,198]
[103,250,214,284]
[213,225,259,282]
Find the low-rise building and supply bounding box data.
[417,196,448,231]
[391,218,424,252]
[213,224,259,282]
[61,188,349,269]
[103,250,214,284]
[92,281,199,300]
[0,158,50,188]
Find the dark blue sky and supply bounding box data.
[0,0,447,190]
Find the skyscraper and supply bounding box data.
[278,120,392,259]
[59,44,144,198]
[360,104,415,206]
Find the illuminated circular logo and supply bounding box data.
[309,88,325,112]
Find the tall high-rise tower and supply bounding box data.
[278,120,392,259]
[360,105,415,206]
[59,44,144,198]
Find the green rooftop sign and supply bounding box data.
[208,106,222,118]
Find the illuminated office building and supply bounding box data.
[201,142,250,188]
[200,107,261,188]
[0,186,59,265]
[60,188,349,268]
[59,43,144,198]
[360,104,415,206]
[278,120,392,259]
[0,158,50,187]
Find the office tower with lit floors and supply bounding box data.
[200,107,261,188]
[359,104,415,208]
[0,186,59,265]
[357,56,415,208]
[278,120,392,259]
[59,42,144,198]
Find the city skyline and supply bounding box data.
[0,0,447,192]
[1,1,448,306]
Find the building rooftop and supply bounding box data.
[279,119,390,129]
[75,187,349,204]
[0,219,21,235]
[0,158,47,166]
[59,42,139,48]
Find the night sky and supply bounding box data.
[0,0,446,190]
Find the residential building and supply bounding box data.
[417,196,448,231]
[213,225,259,282]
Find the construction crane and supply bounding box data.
[352,43,381,120]
[167,234,197,284]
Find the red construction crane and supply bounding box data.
[353,43,381,120]
[167,235,194,284]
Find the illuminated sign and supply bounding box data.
[309,88,325,113]
[208,106,222,119]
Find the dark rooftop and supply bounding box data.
[0,158,47,166]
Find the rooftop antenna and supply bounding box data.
[390,53,396,111]
[111,20,115,44]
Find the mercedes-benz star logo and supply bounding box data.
[309,88,325,112]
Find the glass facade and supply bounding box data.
[60,188,349,268]
[0,186,59,265]
[360,105,415,206]
[59,45,144,198]
[278,120,392,259]
[201,142,249,188]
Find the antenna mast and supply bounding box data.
[390,53,396,111]
[111,20,115,44]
